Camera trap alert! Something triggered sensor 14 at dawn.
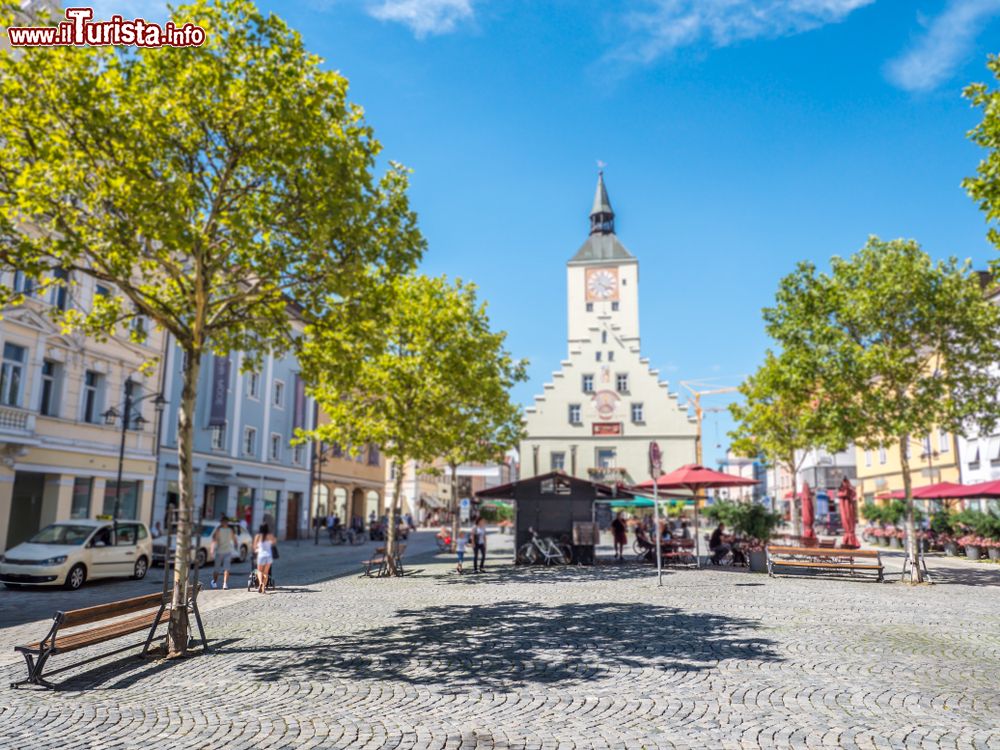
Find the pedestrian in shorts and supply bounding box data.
[211,516,237,590]
[456,530,468,574]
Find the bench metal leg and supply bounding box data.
[191,600,209,652]
[11,650,54,689]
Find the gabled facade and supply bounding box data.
[521,173,697,485]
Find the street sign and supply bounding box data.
[648,441,662,478]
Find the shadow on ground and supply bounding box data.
[428,562,682,586]
[231,600,781,691]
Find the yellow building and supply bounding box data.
[854,430,961,505]
[310,410,385,529]
[0,273,165,553]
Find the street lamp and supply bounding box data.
[102,377,167,522]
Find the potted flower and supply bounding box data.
[986,537,1000,562]
[958,534,984,560]
[729,502,783,573]
[938,533,960,556]
[889,528,904,549]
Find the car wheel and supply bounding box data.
[195,548,207,568]
[239,544,248,563]
[133,556,149,580]
[64,563,87,590]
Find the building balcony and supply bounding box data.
[0,405,36,441]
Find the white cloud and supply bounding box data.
[367,0,475,37]
[614,0,875,63]
[885,0,1000,92]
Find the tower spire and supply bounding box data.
[589,170,615,235]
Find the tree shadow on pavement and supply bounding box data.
[430,563,679,586]
[232,601,780,691]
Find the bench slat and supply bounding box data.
[20,609,169,654]
[59,592,166,629]
[770,560,882,570]
[767,546,878,558]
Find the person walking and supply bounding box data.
[456,530,468,574]
[253,523,276,593]
[211,516,237,590]
[611,511,628,561]
[472,517,488,573]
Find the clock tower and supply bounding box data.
[522,171,697,485]
[567,172,640,346]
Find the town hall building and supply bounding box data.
[521,173,698,485]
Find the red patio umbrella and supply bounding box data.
[948,480,1000,498]
[635,464,759,569]
[911,482,968,499]
[836,477,860,548]
[800,481,816,542]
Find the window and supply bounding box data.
[595,351,602,362]
[124,380,143,430]
[130,314,147,338]
[210,424,226,450]
[12,271,35,297]
[247,372,260,399]
[608,351,614,362]
[611,301,619,311]
[864,450,872,467]
[596,447,616,468]
[70,477,92,519]
[39,360,59,416]
[582,374,594,393]
[585,302,593,312]
[878,446,887,465]
[0,343,26,407]
[631,402,644,423]
[970,445,981,468]
[601,331,607,344]
[115,523,138,546]
[568,404,581,424]
[270,433,282,461]
[368,444,380,466]
[616,373,629,393]
[922,435,932,455]
[939,429,950,452]
[82,370,102,423]
[550,452,566,471]
[243,427,257,456]
[51,268,68,310]
[292,443,304,465]
[992,441,1000,465]
[389,460,397,481]
[272,380,285,408]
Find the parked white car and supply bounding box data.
[0,519,153,590]
[152,519,253,568]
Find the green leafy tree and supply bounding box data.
[964,54,1000,259]
[0,0,422,650]
[762,236,1000,581]
[300,274,525,574]
[729,350,841,537]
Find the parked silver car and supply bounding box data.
[152,519,253,567]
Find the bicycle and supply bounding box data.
[516,527,572,565]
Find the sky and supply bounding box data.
[94,0,1000,468]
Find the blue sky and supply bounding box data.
[98,0,1000,467]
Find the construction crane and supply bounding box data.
[678,379,740,466]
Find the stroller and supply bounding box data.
[247,565,276,591]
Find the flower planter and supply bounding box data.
[965,545,982,560]
[988,547,1000,562]
[748,549,768,573]
[944,542,959,556]
[889,537,902,549]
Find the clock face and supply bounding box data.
[585,267,619,301]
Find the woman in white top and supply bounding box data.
[253,524,276,593]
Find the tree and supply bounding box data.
[964,54,1000,259]
[300,274,525,574]
[729,349,841,536]
[762,236,1000,581]
[0,0,423,650]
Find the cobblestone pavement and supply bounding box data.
[1,530,999,749]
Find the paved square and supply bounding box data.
[1,532,999,749]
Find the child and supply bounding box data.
[456,530,468,574]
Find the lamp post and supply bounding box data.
[102,377,168,522]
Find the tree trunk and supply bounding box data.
[787,458,801,538]
[450,461,460,553]
[167,348,200,654]
[386,460,405,576]
[899,434,922,583]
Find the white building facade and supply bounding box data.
[521,174,697,485]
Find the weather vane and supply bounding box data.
[596,159,606,171]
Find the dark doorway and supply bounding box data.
[286,492,300,540]
[6,471,46,549]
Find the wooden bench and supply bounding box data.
[361,544,407,577]
[766,545,883,582]
[12,587,207,689]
